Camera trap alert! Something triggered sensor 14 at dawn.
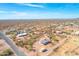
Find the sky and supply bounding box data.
[0,3,79,19]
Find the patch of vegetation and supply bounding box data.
[24,34,37,51]
[6,31,16,35]
[16,40,24,47]
[11,34,16,39]
[25,45,33,51]
[63,30,73,35]
[0,49,13,56]
[49,34,58,42]
[25,38,36,51]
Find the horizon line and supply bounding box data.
[0,18,79,20]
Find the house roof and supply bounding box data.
[17,32,27,37]
[41,39,50,45]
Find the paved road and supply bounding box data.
[0,32,26,56]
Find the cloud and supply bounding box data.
[0,10,8,13]
[10,11,28,16]
[15,12,27,16]
[0,10,28,16]
[19,3,45,8]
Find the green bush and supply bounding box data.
[0,49,13,56]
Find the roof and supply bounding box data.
[17,33,27,37]
[41,39,50,45]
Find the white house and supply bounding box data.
[16,32,27,37]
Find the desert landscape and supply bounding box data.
[0,19,79,56]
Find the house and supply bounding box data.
[40,39,51,45]
[16,32,27,37]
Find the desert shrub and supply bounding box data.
[24,38,37,51]
[16,40,24,47]
[0,49,13,56]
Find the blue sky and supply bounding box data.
[0,3,79,19]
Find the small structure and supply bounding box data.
[42,49,48,52]
[39,48,48,52]
[16,32,27,37]
[40,39,50,45]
